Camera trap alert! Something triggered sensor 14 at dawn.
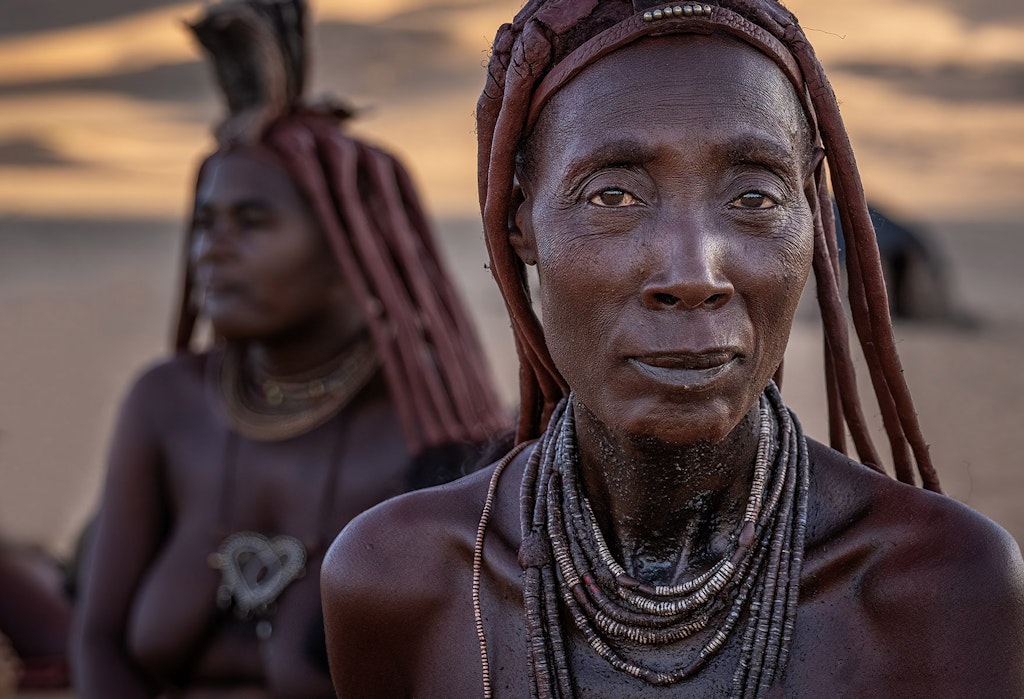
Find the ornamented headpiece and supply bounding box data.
[188,0,326,145]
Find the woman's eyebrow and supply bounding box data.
[562,138,657,180]
[232,198,273,213]
[721,132,798,170]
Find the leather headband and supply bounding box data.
[526,4,816,137]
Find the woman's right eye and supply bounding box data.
[236,206,272,230]
[589,188,637,208]
[238,215,267,229]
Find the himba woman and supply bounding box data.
[321,0,1024,696]
[71,0,507,696]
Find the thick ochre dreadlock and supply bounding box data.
[477,0,940,491]
[173,0,507,453]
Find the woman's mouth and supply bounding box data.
[627,350,739,390]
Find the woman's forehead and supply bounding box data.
[528,33,808,166]
[198,147,296,201]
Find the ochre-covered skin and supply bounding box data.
[322,14,1024,697]
[325,439,1024,697]
[80,354,413,697]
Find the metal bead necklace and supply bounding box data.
[217,333,379,442]
[475,382,809,698]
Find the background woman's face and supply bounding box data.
[515,34,817,445]
[191,148,356,343]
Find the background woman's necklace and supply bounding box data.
[475,382,809,699]
[207,341,367,640]
[217,333,378,442]
[207,425,348,641]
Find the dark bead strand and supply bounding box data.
[733,415,791,695]
[533,402,574,698]
[521,406,557,698]
[758,423,802,691]
[761,411,810,694]
[738,487,791,693]
[734,390,808,697]
[541,494,576,698]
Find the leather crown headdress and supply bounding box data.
[188,0,350,145]
[524,1,816,137]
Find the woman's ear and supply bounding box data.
[803,146,826,217]
[508,181,538,266]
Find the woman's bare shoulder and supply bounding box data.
[115,352,210,422]
[805,439,1024,688]
[320,446,531,695]
[126,352,207,395]
[808,438,1021,562]
[322,445,530,606]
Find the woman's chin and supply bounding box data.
[583,396,742,449]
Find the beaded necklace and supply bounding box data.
[207,344,363,640]
[473,383,809,698]
[218,333,379,442]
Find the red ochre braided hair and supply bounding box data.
[173,0,508,453]
[477,0,940,491]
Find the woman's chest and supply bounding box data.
[478,562,893,698]
[162,403,413,541]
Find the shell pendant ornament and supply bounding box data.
[209,532,307,620]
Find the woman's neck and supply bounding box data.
[244,311,366,378]
[573,400,760,586]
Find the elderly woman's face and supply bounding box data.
[514,34,817,445]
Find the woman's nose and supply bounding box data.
[191,220,234,264]
[640,224,734,311]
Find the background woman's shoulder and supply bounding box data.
[119,350,213,405]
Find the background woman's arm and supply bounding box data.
[71,367,170,698]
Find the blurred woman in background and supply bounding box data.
[72,1,507,696]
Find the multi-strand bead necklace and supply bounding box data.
[507,382,809,698]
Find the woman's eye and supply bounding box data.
[239,217,262,229]
[731,192,777,209]
[589,188,636,208]
[238,213,271,229]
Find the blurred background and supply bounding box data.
[1,0,1022,571]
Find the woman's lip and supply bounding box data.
[195,271,240,294]
[633,350,736,370]
[627,351,739,390]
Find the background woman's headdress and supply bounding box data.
[188,0,350,144]
[174,0,508,452]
